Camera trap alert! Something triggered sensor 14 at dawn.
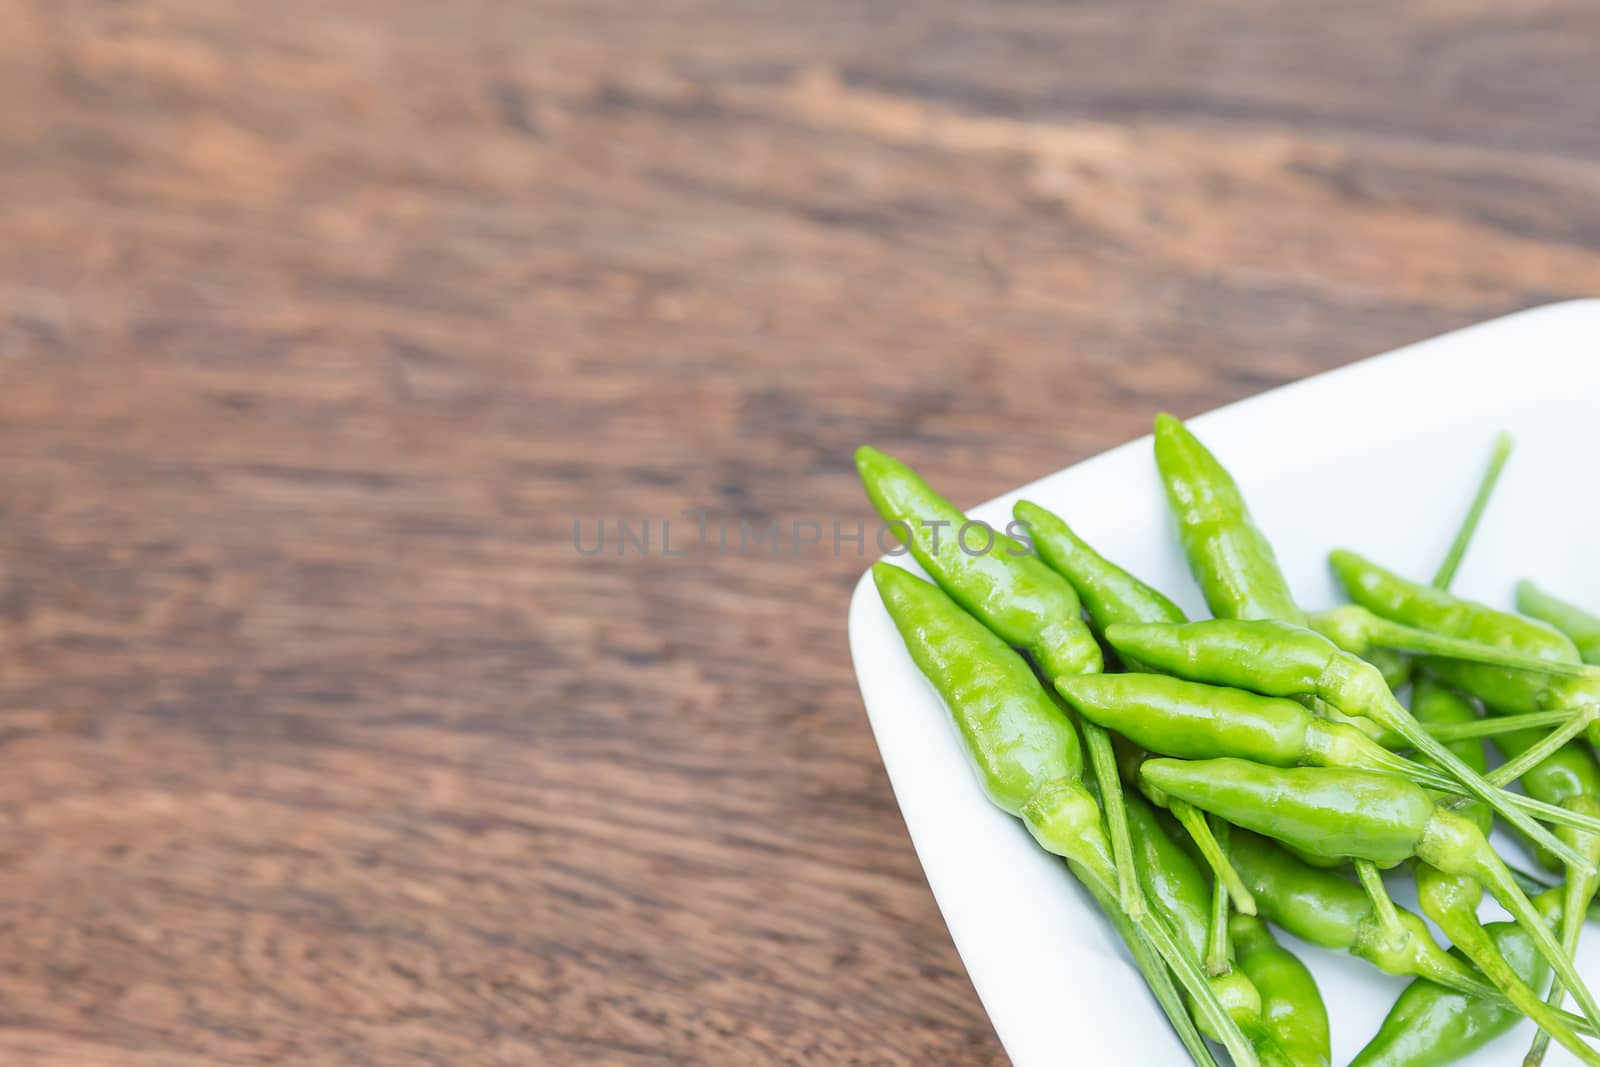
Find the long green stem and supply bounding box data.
[1397,756,1600,836]
[1370,691,1593,872]
[1355,860,1408,945]
[1440,900,1600,1067]
[1485,707,1600,787]
[1421,708,1589,743]
[1529,867,1600,1067]
[1081,717,1147,918]
[1075,848,1259,1067]
[1205,818,1232,976]
[1477,856,1600,1040]
[1171,799,1257,915]
[1355,615,1593,678]
[1432,431,1513,589]
[1071,860,1221,1067]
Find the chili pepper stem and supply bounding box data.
[1025,789,1260,1067]
[1435,895,1600,1067]
[1487,706,1600,786]
[1361,683,1595,873]
[1450,832,1600,1037]
[1354,861,1409,946]
[1433,431,1513,589]
[1527,868,1599,1067]
[1347,612,1594,678]
[1171,799,1258,915]
[1204,818,1233,976]
[1420,707,1590,743]
[1071,859,1223,1067]
[1079,715,1147,919]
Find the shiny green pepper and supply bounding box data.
[857,447,1103,680]
[1103,618,1590,873]
[1014,499,1185,634]
[1225,829,1485,994]
[1153,413,1304,624]
[1519,580,1600,665]
[872,562,1248,1067]
[1348,918,1549,1067]
[1229,914,1330,1067]
[1143,756,1600,1038]
[1054,673,1423,779]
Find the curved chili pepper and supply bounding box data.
[1102,618,1596,870]
[1140,756,1600,1037]
[1330,550,1600,734]
[1348,914,1549,1067]
[1055,672,1431,781]
[1225,829,1488,994]
[1306,603,1587,679]
[871,563,1250,1067]
[1519,580,1600,665]
[1229,914,1330,1067]
[1414,863,1600,1066]
[1152,413,1303,624]
[856,448,1144,916]
[1013,499,1185,634]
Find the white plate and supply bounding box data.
[847,299,1600,1067]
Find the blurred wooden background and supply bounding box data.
[3,2,1600,1063]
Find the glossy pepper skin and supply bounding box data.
[1144,756,1600,1038]
[1519,580,1600,665]
[1103,617,1590,872]
[1144,758,1440,868]
[1054,673,1422,779]
[873,562,1082,815]
[1229,914,1330,1067]
[1330,550,1600,739]
[1225,830,1484,992]
[1414,864,1600,1067]
[1013,499,1186,633]
[856,447,1103,680]
[1347,919,1550,1067]
[1153,413,1304,625]
[872,562,1244,1067]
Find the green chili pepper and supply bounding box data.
[1152,413,1304,624]
[1018,497,1255,914]
[1229,914,1330,1067]
[1307,603,1590,679]
[1014,499,1185,634]
[1348,914,1549,1067]
[1122,792,1297,1066]
[871,563,1250,1067]
[1225,829,1489,995]
[1140,756,1600,1037]
[856,448,1145,917]
[1102,618,1596,870]
[1330,550,1600,736]
[1055,673,1434,782]
[1519,580,1600,665]
[1414,863,1600,1066]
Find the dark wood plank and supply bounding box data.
[3,1,1600,1063]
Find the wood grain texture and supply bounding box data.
[3,1,1600,1063]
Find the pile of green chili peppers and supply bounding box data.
[859,419,1600,1067]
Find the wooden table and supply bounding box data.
[4,3,1600,1063]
